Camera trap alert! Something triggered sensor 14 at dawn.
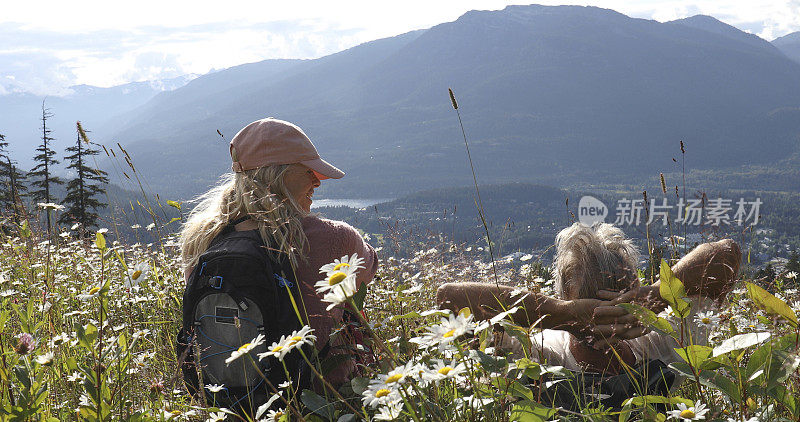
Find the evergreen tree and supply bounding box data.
[58,122,108,230]
[29,101,64,234]
[0,133,28,221]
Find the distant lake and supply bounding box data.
[311,198,393,209]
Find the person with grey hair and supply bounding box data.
[437,222,740,374]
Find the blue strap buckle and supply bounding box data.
[275,273,294,288]
[209,276,224,289]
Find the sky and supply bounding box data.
[2,0,799,96]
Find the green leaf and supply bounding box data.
[746,282,798,328]
[674,345,713,368]
[746,334,799,378]
[768,384,798,416]
[301,389,335,420]
[501,322,534,354]
[166,200,181,210]
[95,232,106,250]
[767,350,800,385]
[492,377,534,401]
[77,323,98,348]
[659,260,691,318]
[510,400,558,421]
[18,220,31,238]
[668,363,740,402]
[622,395,693,407]
[617,303,675,335]
[349,377,369,395]
[350,281,369,311]
[471,350,508,373]
[713,332,771,357]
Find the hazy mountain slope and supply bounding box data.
[773,31,800,64]
[107,5,800,199]
[669,15,780,52]
[0,75,195,169]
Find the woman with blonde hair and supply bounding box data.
[179,118,377,394]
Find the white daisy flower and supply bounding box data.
[379,362,413,386]
[695,311,720,328]
[320,275,359,310]
[51,333,69,346]
[125,262,150,288]
[259,335,292,361]
[225,334,265,365]
[412,312,476,348]
[255,392,284,419]
[362,382,402,408]
[667,402,709,420]
[262,408,288,421]
[282,326,316,352]
[786,271,798,280]
[77,284,104,301]
[422,360,468,383]
[374,401,404,420]
[206,411,226,422]
[35,351,54,366]
[67,372,84,382]
[204,384,225,393]
[258,326,315,362]
[318,254,365,276]
[314,270,358,296]
[37,202,65,211]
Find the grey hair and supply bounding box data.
[179,164,308,272]
[553,222,640,300]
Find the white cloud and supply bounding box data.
[2,1,799,95]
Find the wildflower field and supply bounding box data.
[0,216,799,422]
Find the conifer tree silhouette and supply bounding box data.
[29,101,64,235]
[0,133,28,222]
[59,122,108,230]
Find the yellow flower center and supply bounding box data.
[375,389,391,398]
[171,410,181,415]
[443,329,456,338]
[333,263,350,271]
[287,336,302,346]
[386,374,402,383]
[702,317,711,324]
[438,366,453,376]
[88,287,100,295]
[272,345,284,352]
[131,270,142,280]
[238,343,251,352]
[679,409,696,418]
[328,272,347,286]
[275,411,284,418]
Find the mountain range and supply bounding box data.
[4,5,800,201]
[0,75,196,169]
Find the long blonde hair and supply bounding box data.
[179,165,308,271]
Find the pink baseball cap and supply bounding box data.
[229,118,344,180]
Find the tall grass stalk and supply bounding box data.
[448,88,499,287]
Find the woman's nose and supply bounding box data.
[311,173,321,187]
